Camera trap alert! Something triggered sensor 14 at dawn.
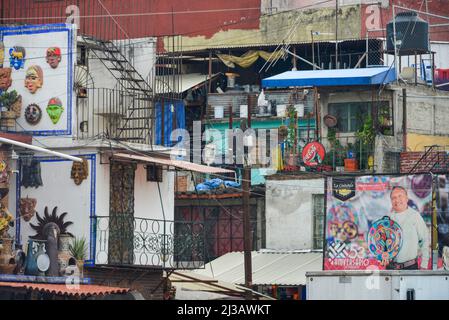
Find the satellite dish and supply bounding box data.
[36,253,50,272]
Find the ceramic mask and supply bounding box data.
[46,47,62,69]
[71,159,89,185]
[20,197,37,222]
[0,68,12,91]
[9,46,26,70]
[24,66,43,94]
[25,104,42,125]
[0,160,8,185]
[46,98,64,124]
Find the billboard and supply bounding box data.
[435,175,449,270]
[324,174,433,270]
[0,23,75,136]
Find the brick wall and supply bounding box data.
[400,151,449,173]
[85,266,165,300]
[400,152,425,173]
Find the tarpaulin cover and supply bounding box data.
[156,100,185,147]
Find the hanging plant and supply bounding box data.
[356,116,376,146]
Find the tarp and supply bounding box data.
[262,67,397,88]
[217,50,285,69]
[155,100,185,147]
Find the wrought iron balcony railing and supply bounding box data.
[91,215,205,269]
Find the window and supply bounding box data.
[312,194,325,249]
[328,102,372,133]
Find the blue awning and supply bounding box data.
[262,67,397,88]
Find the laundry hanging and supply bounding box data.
[216,50,285,69]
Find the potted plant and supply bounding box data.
[0,90,22,127]
[69,237,87,277]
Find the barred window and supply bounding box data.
[312,194,325,250]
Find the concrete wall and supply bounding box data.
[266,178,324,250]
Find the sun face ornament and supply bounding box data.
[9,46,26,70]
[46,47,62,69]
[24,65,44,94]
[46,97,64,125]
[25,103,42,125]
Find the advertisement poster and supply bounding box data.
[324,174,433,270]
[436,175,449,270]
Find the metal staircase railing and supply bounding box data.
[409,145,449,174]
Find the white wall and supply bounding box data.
[17,150,97,260]
[266,178,324,250]
[2,24,76,137]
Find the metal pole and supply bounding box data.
[311,31,315,70]
[403,88,407,151]
[243,95,253,300]
[335,0,338,69]
[392,4,399,82]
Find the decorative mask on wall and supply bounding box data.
[46,97,64,124]
[25,103,42,125]
[0,42,4,68]
[71,159,89,185]
[9,46,26,70]
[24,65,43,94]
[46,47,62,69]
[0,67,12,92]
[20,197,37,222]
[21,159,43,189]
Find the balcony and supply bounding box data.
[76,88,153,144]
[91,216,205,269]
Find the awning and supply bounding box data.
[155,73,221,94]
[193,251,323,286]
[0,282,130,298]
[262,67,397,88]
[113,153,235,175]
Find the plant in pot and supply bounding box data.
[0,90,22,127]
[356,116,375,170]
[69,237,87,277]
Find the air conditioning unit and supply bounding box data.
[146,164,163,182]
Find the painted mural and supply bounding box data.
[0,24,75,135]
[435,175,449,270]
[324,175,433,271]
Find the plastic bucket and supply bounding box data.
[214,106,224,119]
[276,104,287,117]
[240,105,248,118]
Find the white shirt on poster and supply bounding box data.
[390,207,430,268]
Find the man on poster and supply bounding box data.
[383,186,430,270]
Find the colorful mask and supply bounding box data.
[25,103,42,125]
[24,65,43,94]
[46,47,62,69]
[0,42,4,68]
[0,160,9,185]
[9,46,26,70]
[20,197,37,222]
[71,159,89,185]
[46,97,64,124]
[0,67,12,91]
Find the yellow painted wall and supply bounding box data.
[163,5,361,52]
[407,133,449,152]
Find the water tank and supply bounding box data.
[386,12,429,55]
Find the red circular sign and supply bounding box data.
[302,142,326,167]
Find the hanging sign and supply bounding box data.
[302,141,325,167]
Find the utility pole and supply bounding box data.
[311,31,315,70]
[243,94,253,300]
[335,0,339,69]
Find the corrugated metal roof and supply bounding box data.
[193,251,323,286]
[114,153,235,174]
[0,282,130,297]
[262,67,397,88]
[155,73,221,93]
